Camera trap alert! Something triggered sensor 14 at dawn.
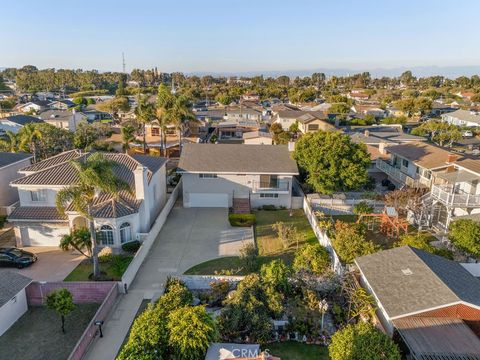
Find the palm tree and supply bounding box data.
[0,130,18,152]
[156,84,174,156]
[166,95,195,147]
[56,153,130,278]
[121,124,136,153]
[18,123,42,162]
[60,228,92,258]
[135,94,155,153]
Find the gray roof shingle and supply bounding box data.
[0,271,32,307]
[0,152,32,168]
[1,115,43,125]
[355,246,480,319]
[178,143,299,175]
[8,206,67,222]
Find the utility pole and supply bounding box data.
[122,52,126,74]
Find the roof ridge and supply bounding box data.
[20,149,84,171]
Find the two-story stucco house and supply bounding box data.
[442,109,480,128]
[8,150,167,248]
[0,153,33,215]
[178,143,299,211]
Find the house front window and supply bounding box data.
[151,127,160,136]
[402,159,409,168]
[259,175,278,188]
[260,193,279,198]
[307,124,319,131]
[199,173,217,179]
[30,190,47,202]
[100,225,114,245]
[120,222,132,244]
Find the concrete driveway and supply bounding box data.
[0,247,84,282]
[84,206,253,360]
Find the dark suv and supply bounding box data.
[0,248,37,268]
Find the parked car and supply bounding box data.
[0,248,37,268]
[463,130,474,138]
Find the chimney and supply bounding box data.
[379,142,387,155]
[288,141,295,152]
[134,165,151,231]
[364,130,370,137]
[446,153,459,164]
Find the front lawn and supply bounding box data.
[263,341,329,360]
[256,209,317,256]
[0,304,99,360]
[64,254,133,281]
[184,209,317,275]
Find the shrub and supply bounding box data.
[272,222,304,249]
[353,201,374,216]
[122,240,141,253]
[111,255,133,277]
[329,322,401,360]
[209,280,232,305]
[260,259,291,294]
[395,233,453,259]
[449,219,480,257]
[239,243,259,272]
[0,215,6,229]
[332,221,378,263]
[292,243,330,275]
[228,213,256,227]
[261,204,277,211]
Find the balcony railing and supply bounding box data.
[252,180,290,193]
[431,184,480,207]
[376,159,419,188]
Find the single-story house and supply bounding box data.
[8,150,167,248]
[0,271,32,336]
[15,101,50,114]
[178,143,299,211]
[442,109,480,128]
[355,246,480,358]
[0,115,44,134]
[38,109,88,131]
[0,152,33,214]
[49,100,76,110]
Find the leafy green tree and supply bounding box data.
[395,233,453,259]
[411,121,462,147]
[292,243,330,275]
[56,153,130,278]
[414,96,432,115]
[449,219,480,257]
[95,96,130,120]
[329,102,351,114]
[353,201,374,217]
[332,221,378,263]
[381,116,407,125]
[18,123,42,162]
[0,130,17,152]
[239,242,259,272]
[260,259,291,294]
[293,131,371,194]
[45,288,75,334]
[329,322,401,360]
[60,228,92,258]
[167,306,218,360]
[393,98,415,117]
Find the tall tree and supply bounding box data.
[121,124,136,153]
[55,153,130,278]
[18,123,42,162]
[165,95,195,146]
[0,130,17,152]
[135,94,155,153]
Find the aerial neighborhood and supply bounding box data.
[2,3,480,359]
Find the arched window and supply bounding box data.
[120,222,132,244]
[100,225,114,245]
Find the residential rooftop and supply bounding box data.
[385,142,456,169]
[0,152,32,168]
[0,271,32,308]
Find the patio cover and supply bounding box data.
[435,170,479,184]
[393,317,480,360]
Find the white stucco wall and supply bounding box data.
[0,288,28,336]
[0,157,32,207]
[244,137,273,145]
[182,173,293,208]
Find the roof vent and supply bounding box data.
[401,268,413,276]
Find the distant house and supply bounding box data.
[351,104,386,119]
[15,101,50,114]
[49,100,76,110]
[274,109,332,132]
[442,109,480,127]
[347,126,426,146]
[225,107,263,124]
[456,91,476,100]
[243,130,273,145]
[0,115,44,134]
[0,271,32,336]
[348,90,369,101]
[38,110,88,131]
[8,150,167,247]
[355,246,480,358]
[178,143,299,211]
[429,101,456,117]
[0,152,33,214]
[241,92,260,102]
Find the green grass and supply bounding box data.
[255,209,317,256]
[64,255,133,281]
[263,341,329,360]
[0,304,99,360]
[184,210,317,275]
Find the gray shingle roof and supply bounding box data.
[355,246,480,319]
[178,143,299,174]
[21,149,84,172]
[0,271,32,307]
[2,115,43,125]
[0,152,32,168]
[444,109,480,124]
[8,206,67,222]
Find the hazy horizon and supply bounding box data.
[3,0,480,76]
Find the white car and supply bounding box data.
[463,130,474,137]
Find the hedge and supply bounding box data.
[229,213,256,227]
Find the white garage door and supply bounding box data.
[188,193,229,208]
[20,225,69,246]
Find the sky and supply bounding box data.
[2,0,480,74]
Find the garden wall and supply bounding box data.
[68,283,119,360]
[121,180,182,291]
[26,281,116,305]
[294,180,344,275]
[175,275,244,290]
